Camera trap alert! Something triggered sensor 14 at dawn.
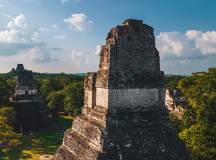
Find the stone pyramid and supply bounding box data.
[56,19,190,160]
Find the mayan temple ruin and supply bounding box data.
[10,64,49,133]
[56,19,190,160]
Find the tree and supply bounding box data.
[37,78,62,99]
[46,91,65,114]
[63,82,84,116]
[0,107,20,155]
[178,68,216,160]
[165,75,185,89]
[0,107,16,126]
[0,78,12,105]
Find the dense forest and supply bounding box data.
[166,68,216,160]
[1,67,216,159]
[0,72,84,157]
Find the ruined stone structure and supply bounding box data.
[165,89,187,119]
[56,19,190,160]
[10,64,49,133]
[165,89,187,112]
[15,64,37,96]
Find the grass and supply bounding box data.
[0,116,73,160]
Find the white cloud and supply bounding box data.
[0,14,40,44]
[23,47,57,62]
[20,47,46,62]
[0,47,53,64]
[0,14,46,54]
[0,14,27,43]
[64,13,93,31]
[0,45,99,73]
[186,30,216,55]
[7,14,27,30]
[0,47,58,73]
[0,14,98,73]
[156,30,216,59]
[156,32,186,57]
[95,44,101,55]
[185,30,202,40]
[0,14,59,70]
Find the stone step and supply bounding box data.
[62,129,100,160]
[56,145,79,160]
[93,106,108,114]
[71,116,103,151]
[82,106,107,126]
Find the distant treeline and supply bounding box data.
[165,74,186,89]
[0,71,85,115]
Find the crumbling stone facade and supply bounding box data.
[56,19,190,160]
[165,89,187,119]
[165,89,187,111]
[15,64,37,96]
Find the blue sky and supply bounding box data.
[0,0,215,74]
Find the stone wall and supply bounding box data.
[108,88,163,108]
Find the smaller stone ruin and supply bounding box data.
[10,64,49,133]
[15,64,37,96]
[165,89,187,119]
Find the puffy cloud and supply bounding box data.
[20,47,57,63]
[156,32,188,57]
[0,14,49,56]
[0,47,56,66]
[0,46,99,73]
[0,14,59,72]
[0,41,45,56]
[64,13,93,31]
[0,14,74,72]
[0,49,56,73]
[185,30,202,40]
[156,30,216,60]
[7,14,27,30]
[186,30,216,54]
[0,14,98,73]
[157,30,216,74]
[0,14,39,44]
